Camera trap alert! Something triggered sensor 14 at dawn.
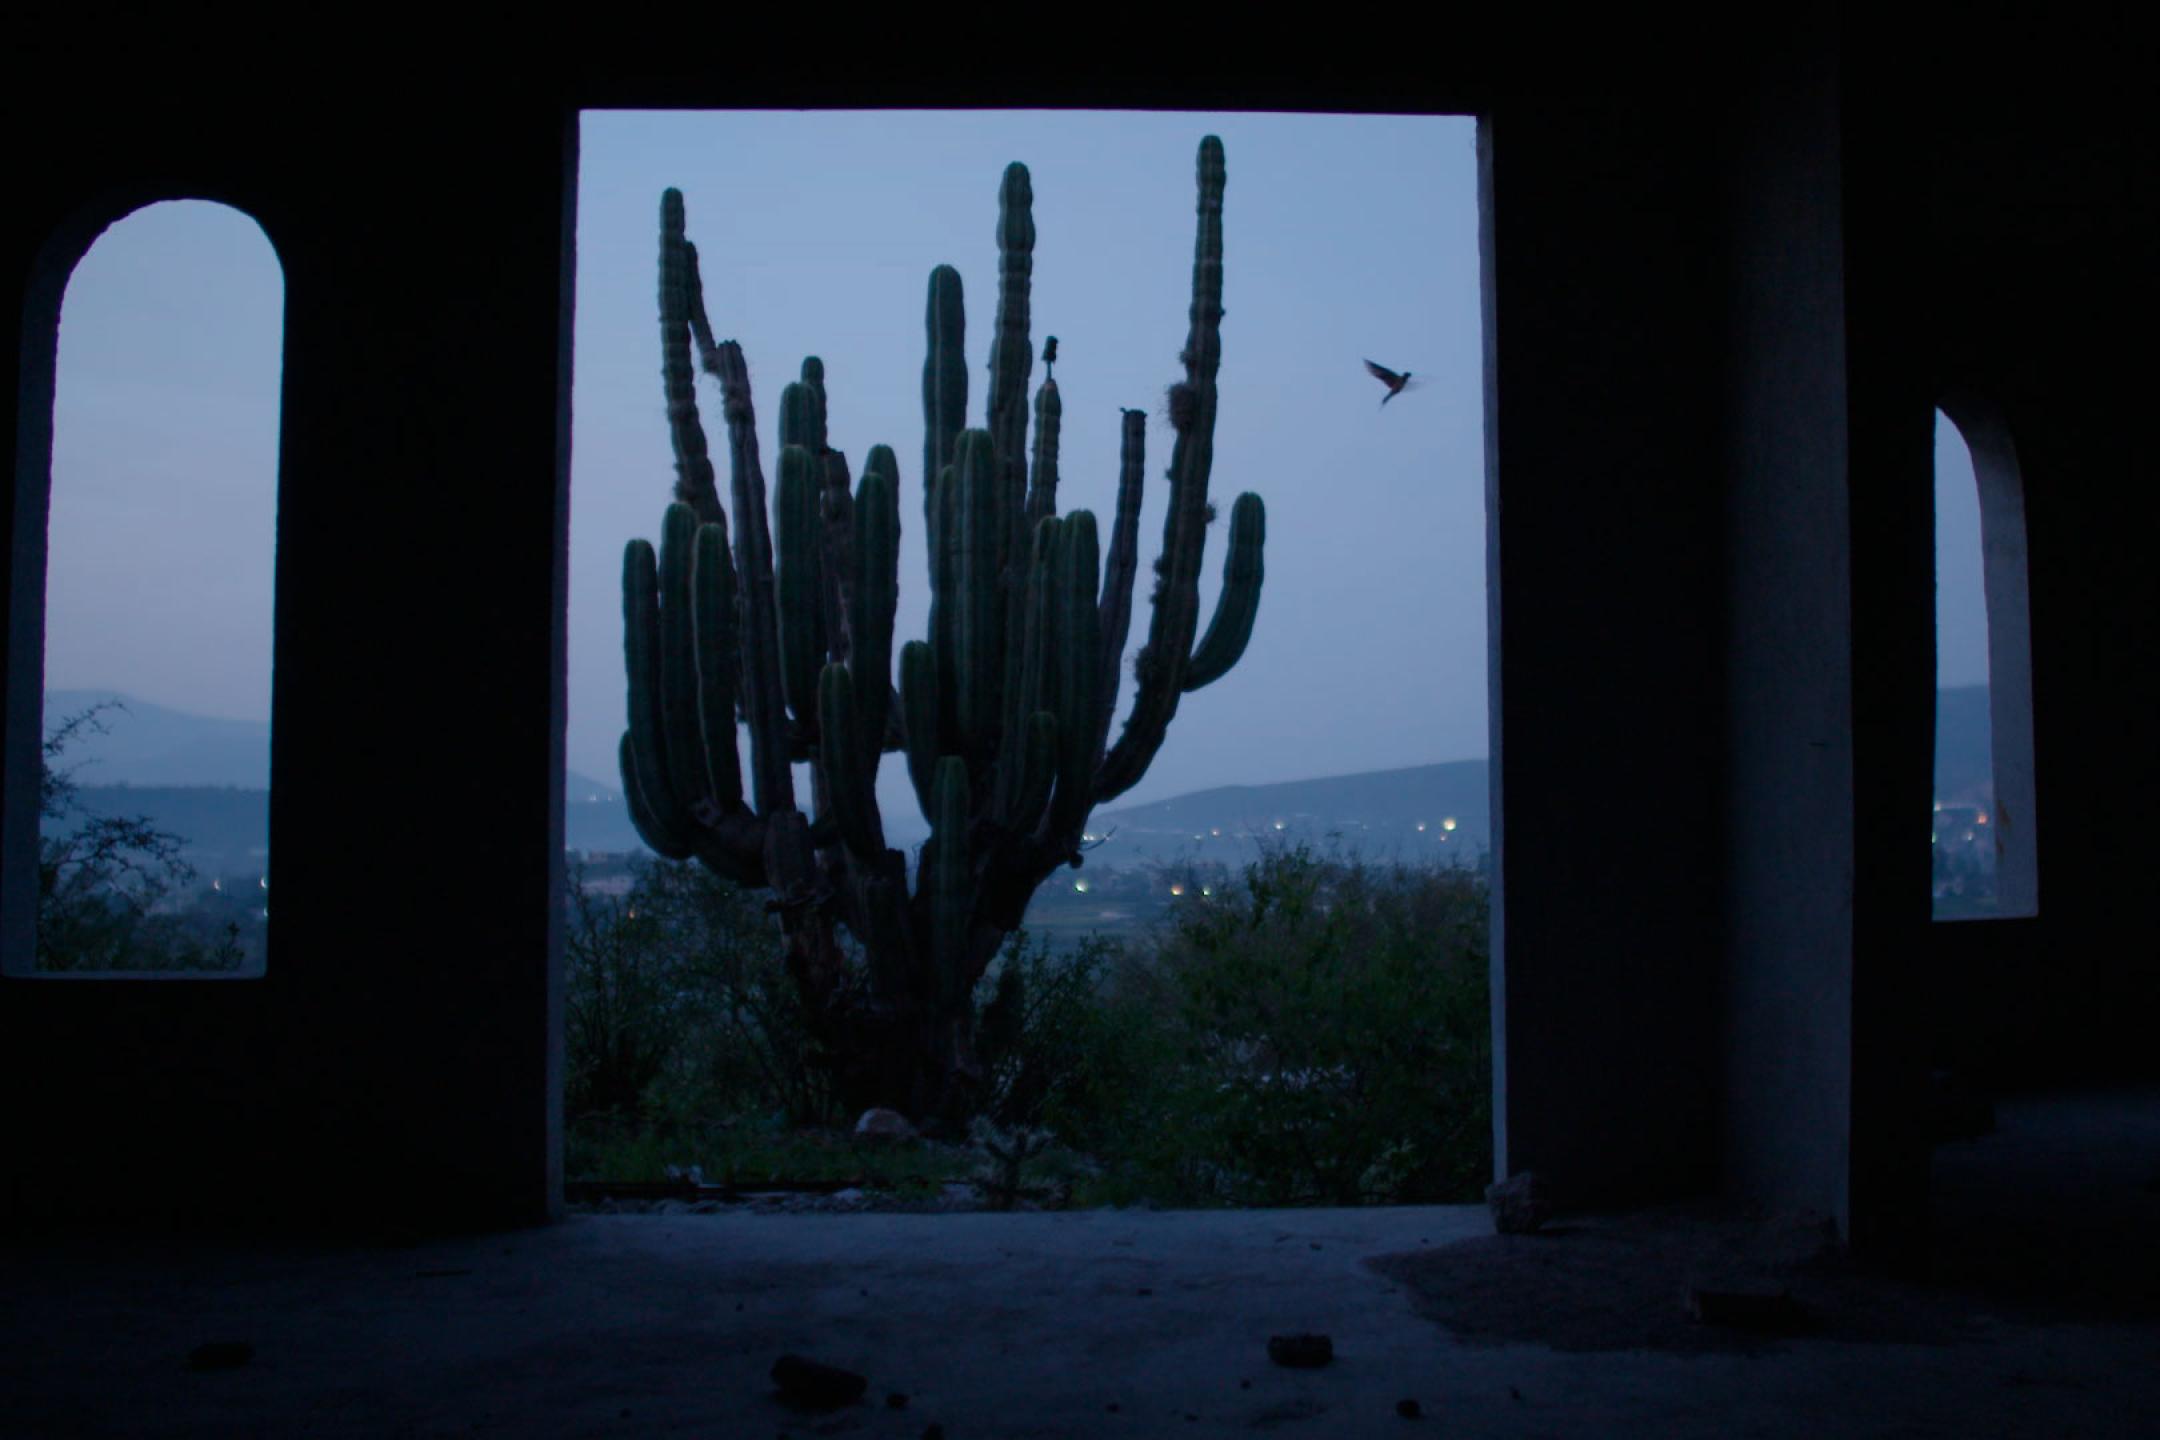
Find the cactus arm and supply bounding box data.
[820,449,855,669]
[775,444,828,739]
[657,504,713,811]
[1096,136,1229,804]
[622,538,690,838]
[704,340,795,815]
[925,461,961,745]
[1183,491,1266,690]
[899,639,940,818]
[818,663,886,861]
[1094,408,1147,765]
[779,375,825,454]
[922,265,967,530]
[1046,511,1102,842]
[691,519,745,814]
[852,452,900,768]
[929,756,972,1009]
[987,163,1037,558]
[953,429,1006,757]
[659,191,724,526]
[620,733,694,860]
[997,516,1058,824]
[1025,377,1061,531]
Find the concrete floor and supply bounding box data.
[6,1093,2158,1439]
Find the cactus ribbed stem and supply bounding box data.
[776,445,827,735]
[899,639,939,817]
[657,504,710,809]
[923,265,967,530]
[1184,491,1265,690]
[659,190,723,526]
[953,429,1004,755]
[1097,136,1231,803]
[691,519,743,813]
[818,663,884,860]
[1025,377,1061,531]
[930,756,971,1005]
[708,340,793,815]
[1047,511,1101,841]
[1094,408,1146,765]
[850,454,899,767]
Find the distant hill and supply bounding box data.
[40,686,1998,865]
[1089,758,1492,868]
[44,690,269,788]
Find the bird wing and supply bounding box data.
[1363,359,1405,387]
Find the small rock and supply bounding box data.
[1396,1397,1423,1418]
[1686,1286,1805,1332]
[186,1341,253,1372]
[1485,1172,1550,1234]
[886,1392,909,1409]
[771,1354,867,1410]
[1267,1333,1334,1368]
[855,1108,918,1144]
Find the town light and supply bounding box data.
[1441,817,1457,831]
[1272,820,1285,831]
[1074,879,1090,893]
[1417,822,1427,832]
[1170,883,1186,896]
[1976,811,1989,825]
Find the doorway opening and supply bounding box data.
[560,110,1490,1212]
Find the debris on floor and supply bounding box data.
[185,1341,253,1372]
[1485,1171,1550,1234]
[1267,1333,1334,1367]
[771,1354,867,1409]
[1687,1285,1807,1332]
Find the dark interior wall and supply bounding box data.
[1,13,2142,1243]
[1481,97,1727,1209]
[1919,8,2156,1088]
[0,77,573,1235]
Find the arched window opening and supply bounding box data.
[1932,402,2038,920]
[8,200,282,977]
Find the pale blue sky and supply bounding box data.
[39,113,1990,823]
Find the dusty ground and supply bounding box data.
[3,1090,2155,1438]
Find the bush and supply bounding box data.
[1080,843,1492,1207]
[562,856,820,1146]
[36,704,244,974]
[563,843,1494,1208]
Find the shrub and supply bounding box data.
[1083,843,1492,1207]
[36,704,244,974]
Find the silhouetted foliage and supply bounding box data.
[37,703,243,973]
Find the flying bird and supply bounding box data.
[1364,358,1415,407]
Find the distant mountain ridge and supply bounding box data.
[42,687,1997,863]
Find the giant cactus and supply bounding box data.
[621,136,1264,1126]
